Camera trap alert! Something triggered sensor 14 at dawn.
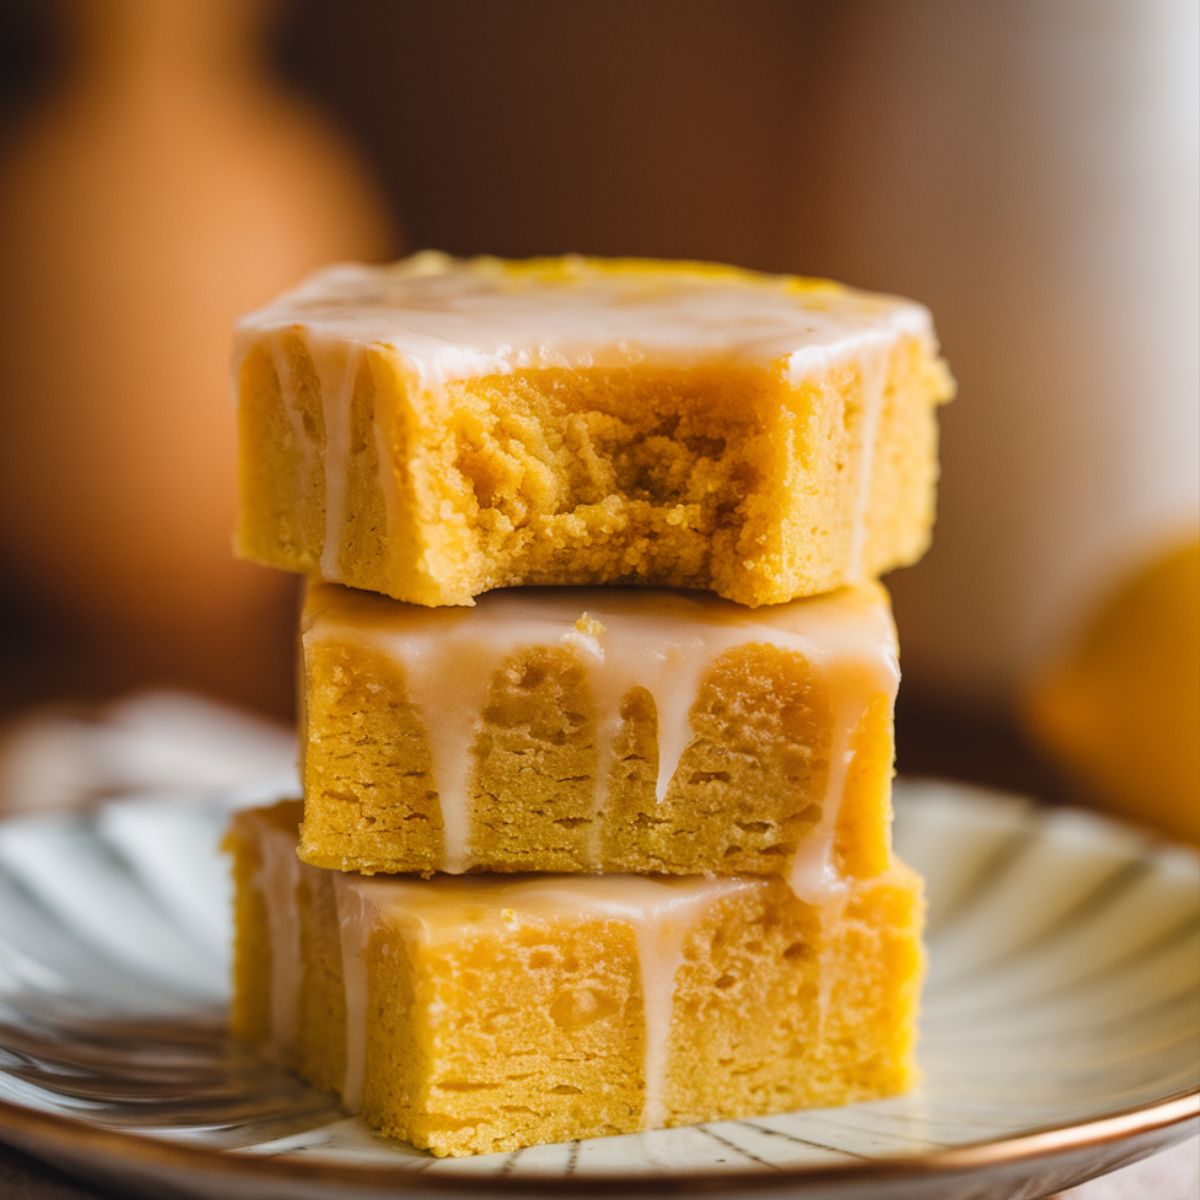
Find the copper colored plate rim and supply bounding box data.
[0,1087,1195,1195]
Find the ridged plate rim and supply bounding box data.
[0,778,1195,1198]
[0,1078,1195,1196]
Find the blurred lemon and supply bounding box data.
[1025,538,1200,843]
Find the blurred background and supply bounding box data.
[0,0,1196,837]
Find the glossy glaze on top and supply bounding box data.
[236,253,933,387]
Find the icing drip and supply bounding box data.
[254,828,303,1057]
[266,332,361,579]
[846,342,894,580]
[558,622,615,868]
[382,611,486,874]
[269,334,311,459]
[331,873,375,1112]
[524,877,760,1131]
[562,615,715,869]
[786,657,880,903]
[623,892,710,1130]
[303,583,899,887]
[313,342,360,580]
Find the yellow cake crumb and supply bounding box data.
[234,254,953,606]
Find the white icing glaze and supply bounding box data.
[236,254,932,389]
[786,655,882,903]
[268,335,308,454]
[338,870,762,1130]
[557,624,614,867]
[302,582,899,887]
[268,332,362,580]
[330,872,375,1112]
[253,823,304,1059]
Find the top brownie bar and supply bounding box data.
[234,254,952,607]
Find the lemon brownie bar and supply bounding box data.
[299,579,898,886]
[227,800,924,1157]
[234,255,953,607]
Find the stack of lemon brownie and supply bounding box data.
[225,255,953,1157]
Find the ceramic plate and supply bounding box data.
[0,779,1195,1199]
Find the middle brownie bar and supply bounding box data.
[299,580,899,887]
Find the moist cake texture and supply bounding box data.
[234,254,953,607]
[226,801,924,1157]
[299,579,899,886]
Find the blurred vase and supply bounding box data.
[0,0,392,712]
[788,0,1199,710]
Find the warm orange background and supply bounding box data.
[0,0,1196,801]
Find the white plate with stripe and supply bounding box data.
[0,779,1195,1199]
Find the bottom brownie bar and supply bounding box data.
[225,800,924,1157]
